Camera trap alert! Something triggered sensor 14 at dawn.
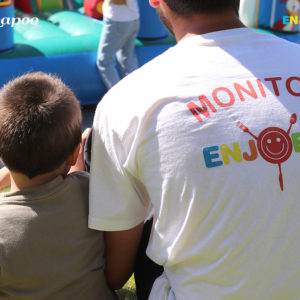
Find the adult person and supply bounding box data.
[89,0,300,299]
[96,0,140,90]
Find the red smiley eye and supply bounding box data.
[267,139,272,144]
[276,137,281,142]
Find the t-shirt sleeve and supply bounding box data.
[88,104,150,231]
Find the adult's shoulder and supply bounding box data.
[96,44,179,118]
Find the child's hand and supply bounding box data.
[0,167,10,191]
[69,128,91,173]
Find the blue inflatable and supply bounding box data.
[0,0,14,53]
[1,0,300,106]
[0,1,175,105]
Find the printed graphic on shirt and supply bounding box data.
[187,76,300,123]
[202,121,300,192]
[237,113,297,191]
[187,76,300,191]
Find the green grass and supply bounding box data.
[116,275,137,300]
[0,187,10,193]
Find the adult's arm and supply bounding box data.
[89,96,150,290]
[104,222,144,290]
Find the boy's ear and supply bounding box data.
[67,144,81,166]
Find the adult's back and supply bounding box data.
[89,1,300,299]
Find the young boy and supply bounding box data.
[96,0,140,90]
[0,72,117,300]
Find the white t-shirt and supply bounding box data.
[89,28,300,300]
[103,0,139,22]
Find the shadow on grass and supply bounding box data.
[116,288,137,300]
[116,275,137,300]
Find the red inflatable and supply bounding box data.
[15,0,33,13]
[84,0,104,19]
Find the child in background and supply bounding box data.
[96,0,140,90]
[0,72,117,300]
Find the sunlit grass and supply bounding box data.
[116,275,137,300]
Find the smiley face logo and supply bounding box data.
[237,113,297,191]
[257,127,293,164]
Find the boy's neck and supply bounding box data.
[10,163,69,192]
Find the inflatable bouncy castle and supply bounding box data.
[14,0,83,13]
[84,0,104,19]
[240,0,300,32]
[1,0,300,105]
[0,0,14,53]
[0,0,173,105]
[239,0,300,43]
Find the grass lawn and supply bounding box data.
[116,275,137,300]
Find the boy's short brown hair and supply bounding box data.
[0,72,82,178]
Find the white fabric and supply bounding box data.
[89,28,300,300]
[103,0,139,22]
[239,0,257,27]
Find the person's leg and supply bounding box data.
[134,218,164,300]
[116,19,140,78]
[96,18,123,90]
